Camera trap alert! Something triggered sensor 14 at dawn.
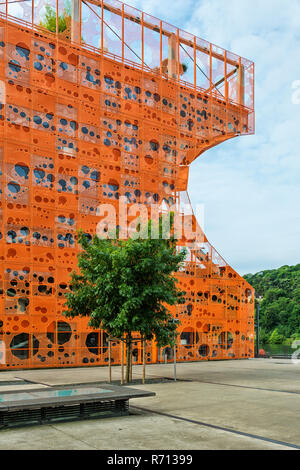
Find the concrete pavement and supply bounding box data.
[0,359,299,450]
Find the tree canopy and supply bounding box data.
[63,220,186,381]
[244,264,300,344]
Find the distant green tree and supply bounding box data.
[293,288,300,303]
[63,218,186,383]
[269,328,285,345]
[244,264,300,344]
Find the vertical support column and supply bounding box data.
[142,338,145,384]
[176,29,180,81]
[32,0,34,28]
[141,12,144,70]
[224,51,228,135]
[256,302,260,357]
[108,338,112,383]
[56,0,58,36]
[160,21,162,75]
[238,57,245,106]
[168,33,177,79]
[173,330,176,381]
[79,0,81,44]
[122,3,124,63]
[101,0,104,52]
[121,338,124,384]
[209,44,212,93]
[224,51,228,101]
[71,0,80,43]
[209,43,212,143]
[193,36,196,90]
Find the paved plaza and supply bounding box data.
[0,359,299,450]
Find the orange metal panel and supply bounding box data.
[0,0,255,370]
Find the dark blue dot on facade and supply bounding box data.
[34,61,43,71]
[104,76,113,85]
[20,227,29,236]
[33,115,42,125]
[90,171,99,181]
[15,164,29,179]
[81,165,89,174]
[8,182,20,193]
[9,61,21,73]
[34,169,45,180]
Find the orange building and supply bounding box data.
[0,0,255,369]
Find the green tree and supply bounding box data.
[244,264,300,343]
[63,219,186,383]
[40,1,71,33]
[269,328,284,344]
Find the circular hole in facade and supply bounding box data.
[218,332,234,350]
[47,321,72,345]
[10,333,39,359]
[180,328,199,346]
[198,344,209,357]
[85,332,109,355]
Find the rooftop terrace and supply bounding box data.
[0,0,254,115]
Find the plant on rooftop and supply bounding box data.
[40,1,71,33]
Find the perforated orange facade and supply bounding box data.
[0,0,255,369]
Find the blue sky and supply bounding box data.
[129,0,300,275]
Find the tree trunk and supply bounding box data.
[125,334,132,383]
